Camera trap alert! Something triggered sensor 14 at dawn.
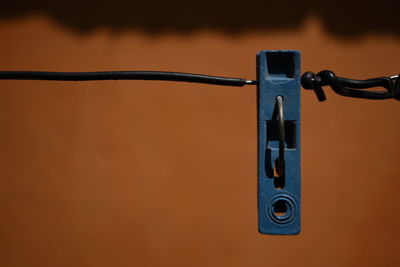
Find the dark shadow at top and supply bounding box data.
[0,0,399,37]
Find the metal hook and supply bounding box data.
[275,95,285,177]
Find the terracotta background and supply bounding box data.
[0,1,399,266]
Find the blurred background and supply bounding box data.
[0,1,399,266]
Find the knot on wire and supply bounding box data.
[301,70,400,101]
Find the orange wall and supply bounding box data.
[0,7,399,267]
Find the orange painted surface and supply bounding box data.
[0,9,399,267]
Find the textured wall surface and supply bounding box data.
[0,4,399,266]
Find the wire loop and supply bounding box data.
[275,95,285,177]
[301,70,400,101]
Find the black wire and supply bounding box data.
[301,70,399,101]
[0,71,257,87]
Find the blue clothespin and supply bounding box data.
[257,50,301,235]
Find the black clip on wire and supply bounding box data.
[301,70,400,101]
